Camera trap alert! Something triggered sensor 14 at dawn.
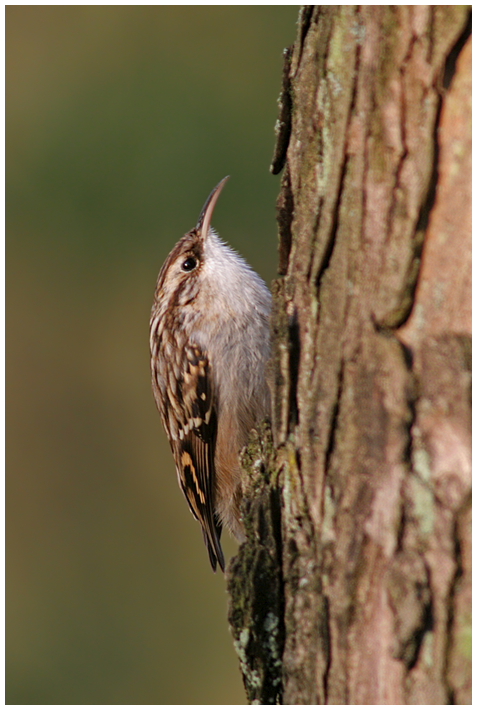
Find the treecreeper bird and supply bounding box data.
[150,177,272,571]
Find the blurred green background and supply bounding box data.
[6,6,297,704]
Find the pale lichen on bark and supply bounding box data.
[226,423,284,704]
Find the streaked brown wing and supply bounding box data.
[173,428,224,572]
[152,339,224,571]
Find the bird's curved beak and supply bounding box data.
[196,176,230,240]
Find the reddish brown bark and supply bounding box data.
[228,7,471,704]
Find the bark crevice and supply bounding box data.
[228,7,471,704]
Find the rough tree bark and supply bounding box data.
[227,6,471,705]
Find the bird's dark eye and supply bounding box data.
[181,256,198,272]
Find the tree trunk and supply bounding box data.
[227,6,471,705]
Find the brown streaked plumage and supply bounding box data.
[150,177,271,571]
